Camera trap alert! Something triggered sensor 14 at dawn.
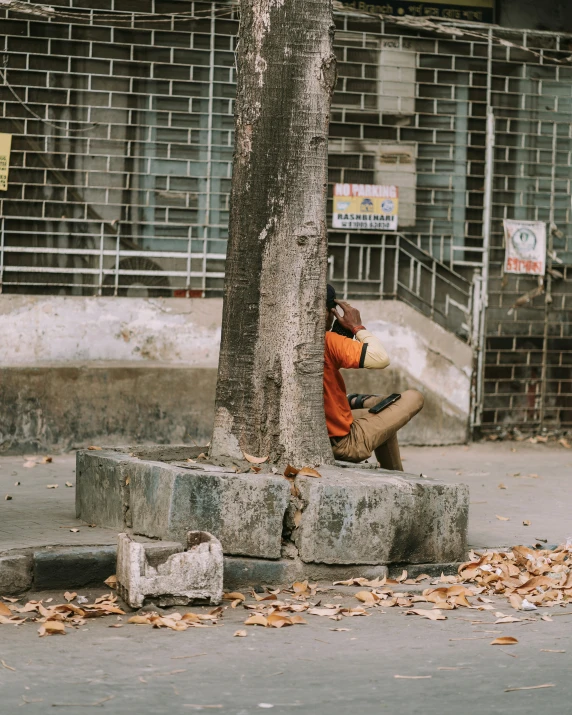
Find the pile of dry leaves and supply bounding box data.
[0,592,124,636]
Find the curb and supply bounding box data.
[0,545,116,594]
[0,544,466,595]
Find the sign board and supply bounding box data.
[503,219,546,276]
[337,0,494,23]
[333,183,398,231]
[0,133,12,191]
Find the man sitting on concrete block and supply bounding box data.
[325,284,424,470]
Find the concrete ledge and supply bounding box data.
[77,450,290,559]
[294,467,469,565]
[76,448,469,569]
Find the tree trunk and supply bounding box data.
[210,0,337,466]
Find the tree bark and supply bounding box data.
[210,0,337,466]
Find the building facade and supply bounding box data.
[1,0,571,439]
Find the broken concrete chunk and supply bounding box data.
[116,531,223,608]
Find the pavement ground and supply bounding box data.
[1,583,571,714]
[1,441,571,714]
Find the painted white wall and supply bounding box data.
[0,294,472,414]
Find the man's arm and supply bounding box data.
[333,300,390,370]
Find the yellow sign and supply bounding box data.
[0,133,12,191]
[333,183,399,231]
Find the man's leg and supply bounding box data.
[349,390,424,470]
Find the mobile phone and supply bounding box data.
[368,393,401,414]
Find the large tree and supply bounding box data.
[210,0,337,466]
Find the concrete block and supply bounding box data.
[293,467,469,565]
[0,553,33,594]
[76,450,135,528]
[116,531,223,608]
[128,461,290,559]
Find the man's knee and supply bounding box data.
[401,389,424,414]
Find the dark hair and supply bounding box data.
[326,284,337,310]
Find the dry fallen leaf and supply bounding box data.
[496,515,510,521]
[87,446,102,451]
[65,482,74,488]
[23,461,36,468]
[0,603,12,617]
[244,614,268,627]
[406,609,447,621]
[5,495,12,500]
[243,452,268,465]
[297,467,322,478]
[540,649,564,653]
[42,456,53,464]
[283,464,299,478]
[498,483,507,490]
[46,484,58,489]
[38,621,66,637]
[64,592,77,603]
[223,592,245,602]
[69,528,80,533]
[354,591,379,605]
[490,636,518,646]
[523,520,531,526]
[330,627,350,632]
[292,581,309,594]
[233,630,247,637]
[0,659,15,671]
[558,438,571,449]
[104,575,118,589]
[293,510,302,528]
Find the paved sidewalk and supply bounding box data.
[1,442,570,557]
[401,441,572,548]
[0,453,116,551]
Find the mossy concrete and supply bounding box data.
[76,447,469,570]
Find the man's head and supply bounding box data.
[326,284,337,330]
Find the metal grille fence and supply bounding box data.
[1,1,571,432]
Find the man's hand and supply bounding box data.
[333,300,365,334]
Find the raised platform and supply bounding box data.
[76,446,469,579]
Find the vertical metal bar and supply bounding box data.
[343,233,349,299]
[393,234,399,297]
[185,225,192,295]
[201,1,216,296]
[538,121,558,428]
[97,222,104,297]
[114,230,120,297]
[379,233,386,298]
[0,216,4,295]
[472,29,495,432]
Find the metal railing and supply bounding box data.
[328,231,474,340]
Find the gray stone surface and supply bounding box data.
[33,545,116,590]
[0,552,33,594]
[129,461,290,559]
[76,449,469,568]
[76,450,291,559]
[76,451,134,529]
[293,467,469,565]
[223,556,388,589]
[117,531,223,608]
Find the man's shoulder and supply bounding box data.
[325,331,352,348]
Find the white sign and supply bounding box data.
[503,219,546,276]
[332,183,398,231]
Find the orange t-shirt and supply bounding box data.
[323,331,364,438]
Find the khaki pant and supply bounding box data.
[332,390,424,471]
